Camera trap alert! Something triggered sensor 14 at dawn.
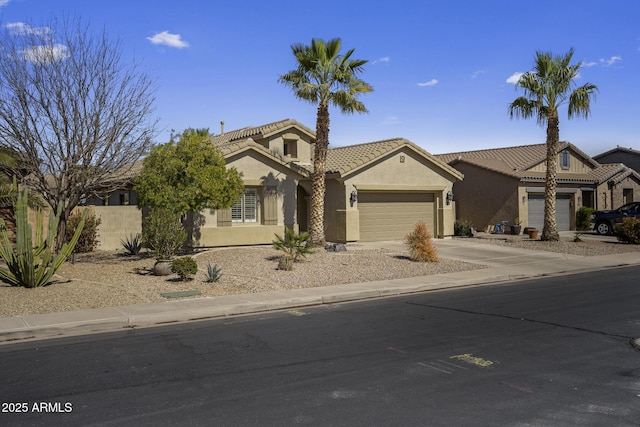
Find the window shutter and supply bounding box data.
[217,208,232,227]
[264,187,278,225]
[244,190,257,222]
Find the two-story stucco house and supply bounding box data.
[89,119,462,249]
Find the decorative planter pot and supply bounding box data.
[510,225,522,235]
[526,228,539,239]
[154,259,172,276]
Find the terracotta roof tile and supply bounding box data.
[326,138,462,179]
[211,119,315,146]
[434,142,636,185]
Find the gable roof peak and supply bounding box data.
[210,118,315,145]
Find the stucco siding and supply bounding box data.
[452,163,519,231]
[92,205,142,250]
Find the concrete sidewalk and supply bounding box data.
[1,238,639,345]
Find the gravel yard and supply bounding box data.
[1,236,638,318]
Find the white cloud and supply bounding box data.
[147,31,189,49]
[372,56,390,64]
[471,70,486,79]
[0,0,11,7]
[20,44,69,64]
[601,55,622,66]
[5,22,52,36]
[583,56,622,67]
[417,79,438,87]
[506,72,523,85]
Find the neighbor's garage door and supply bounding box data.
[358,192,435,241]
[527,194,571,231]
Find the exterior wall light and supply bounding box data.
[446,191,454,205]
[350,190,358,206]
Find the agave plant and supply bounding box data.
[204,262,222,283]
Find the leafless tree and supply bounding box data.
[0,17,158,249]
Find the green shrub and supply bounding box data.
[454,219,473,237]
[405,221,438,262]
[142,208,186,259]
[203,262,222,283]
[614,217,640,244]
[576,206,595,231]
[171,256,198,281]
[65,210,101,253]
[273,227,313,271]
[121,233,143,256]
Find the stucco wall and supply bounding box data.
[527,150,594,174]
[323,179,346,242]
[91,205,142,250]
[451,163,519,231]
[225,151,299,229]
[339,148,458,239]
[611,176,640,208]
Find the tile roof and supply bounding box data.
[326,138,463,179]
[210,119,315,146]
[217,137,311,177]
[437,143,551,170]
[211,120,461,180]
[435,141,616,183]
[593,145,640,159]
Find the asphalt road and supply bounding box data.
[1,266,639,426]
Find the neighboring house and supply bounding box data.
[594,146,640,205]
[436,142,640,232]
[89,119,462,249]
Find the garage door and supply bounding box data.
[527,194,571,231]
[358,192,435,241]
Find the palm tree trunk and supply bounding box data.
[542,114,560,241]
[309,103,329,246]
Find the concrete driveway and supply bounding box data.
[352,238,583,269]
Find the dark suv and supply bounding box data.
[591,201,640,235]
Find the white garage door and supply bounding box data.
[358,192,435,241]
[527,194,571,231]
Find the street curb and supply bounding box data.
[1,260,638,344]
[0,272,531,343]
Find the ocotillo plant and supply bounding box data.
[0,185,87,288]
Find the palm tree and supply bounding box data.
[279,38,373,246]
[509,48,597,241]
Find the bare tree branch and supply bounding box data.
[0,17,158,248]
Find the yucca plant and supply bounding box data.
[272,227,313,271]
[121,233,143,256]
[0,184,87,287]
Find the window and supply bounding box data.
[283,139,297,158]
[232,188,258,222]
[560,150,570,169]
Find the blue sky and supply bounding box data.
[1,0,638,156]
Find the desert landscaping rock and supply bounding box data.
[0,238,637,319]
